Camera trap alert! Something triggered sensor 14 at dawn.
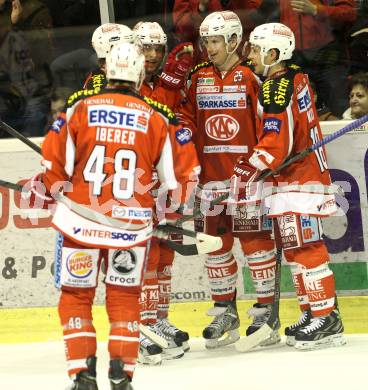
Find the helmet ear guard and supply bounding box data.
[106,42,146,90]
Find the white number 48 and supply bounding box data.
[83,145,137,199]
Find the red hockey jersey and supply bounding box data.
[42,87,177,219]
[249,65,337,217]
[179,60,260,184]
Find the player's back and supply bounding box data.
[46,87,177,216]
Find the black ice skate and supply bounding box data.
[245,303,281,346]
[202,301,240,349]
[109,359,133,390]
[157,317,190,352]
[294,309,346,350]
[138,334,163,365]
[68,356,98,390]
[284,309,312,346]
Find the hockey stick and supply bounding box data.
[0,120,42,154]
[175,114,368,225]
[155,223,222,256]
[0,179,222,255]
[0,120,223,255]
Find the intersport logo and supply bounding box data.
[205,114,240,141]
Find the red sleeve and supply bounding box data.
[251,76,295,171]
[176,75,198,140]
[169,123,200,204]
[150,84,184,112]
[42,112,70,192]
[316,0,356,23]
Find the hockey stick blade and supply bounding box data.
[155,224,223,255]
[235,324,274,352]
[161,232,223,256]
[139,324,169,349]
[235,248,282,353]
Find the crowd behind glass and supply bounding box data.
[0,0,367,138]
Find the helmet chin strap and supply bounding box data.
[136,68,146,90]
[260,52,279,77]
[212,40,239,70]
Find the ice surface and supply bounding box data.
[0,335,367,390]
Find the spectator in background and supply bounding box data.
[173,0,261,61]
[348,0,368,74]
[0,0,50,137]
[278,0,356,117]
[11,0,53,87]
[343,72,368,119]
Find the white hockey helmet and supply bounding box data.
[133,21,167,45]
[249,23,295,65]
[106,42,145,89]
[200,11,242,48]
[92,23,136,59]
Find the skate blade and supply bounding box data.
[182,341,190,352]
[139,324,169,349]
[235,324,273,352]
[295,333,347,351]
[259,330,281,346]
[137,353,162,366]
[285,335,296,346]
[205,329,240,349]
[162,346,185,360]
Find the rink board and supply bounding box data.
[0,297,367,344]
[0,121,368,308]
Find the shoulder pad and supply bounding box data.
[260,72,295,114]
[189,61,211,77]
[66,87,102,107]
[142,96,178,125]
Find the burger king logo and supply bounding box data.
[66,251,93,279]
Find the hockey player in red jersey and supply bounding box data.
[235,22,345,350]
[83,23,138,90]
[178,11,279,349]
[79,21,197,364]
[25,42,180,389]
[133,21,200,363]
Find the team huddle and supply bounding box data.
[24,11,345,390]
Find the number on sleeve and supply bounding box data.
[310,126,328,173]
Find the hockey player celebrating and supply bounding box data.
[133,21,199,363]
[178,10,279,349]
[234,22,345,350]
[25,41,180,389]
[83,23,138,90]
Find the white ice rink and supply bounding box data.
[0,335,367,390]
